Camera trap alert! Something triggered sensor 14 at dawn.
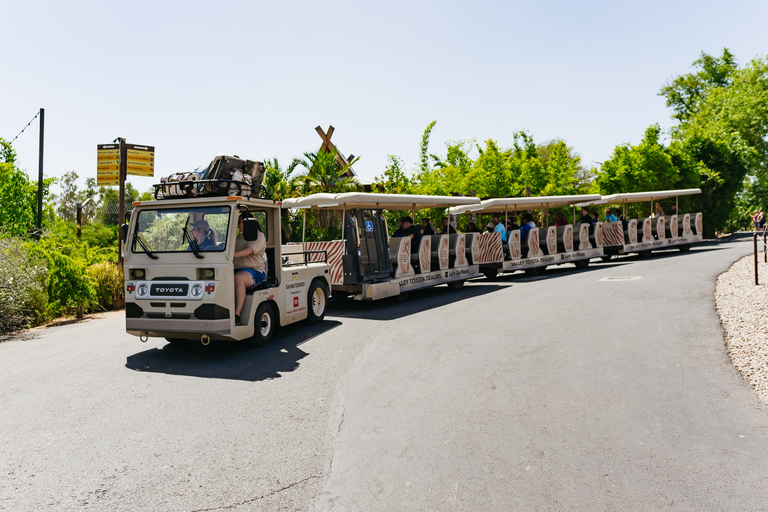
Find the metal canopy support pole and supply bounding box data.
[36,108,44,238]
[302,209,306,243]
[118,137,127,264]
[341,207,346,241]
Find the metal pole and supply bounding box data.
[754,233,759,286]
[118,138,126,264]
[76,203,82,238]
[763,227,766,263]
[36,108,44,238]
[302,209,306,243]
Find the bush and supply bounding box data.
[0,238,48,333]
[42,250,95,316]
[88,262,124,311]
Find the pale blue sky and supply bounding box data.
[2,0,766,195]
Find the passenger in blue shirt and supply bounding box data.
[491,215,507,243]
[604,208,618,223]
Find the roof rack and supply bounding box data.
[152,179,269,201]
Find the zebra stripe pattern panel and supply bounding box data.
[302,240,345,285]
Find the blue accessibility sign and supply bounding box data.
[365,221,374,232]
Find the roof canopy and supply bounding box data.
[600,188,702,204]
[282,192,481,211]
[448,194,603,215]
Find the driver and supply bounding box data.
[234,212,266,325]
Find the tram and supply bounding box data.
[575,189,704,259]
[281,193,485,300]
[448,194,604,278]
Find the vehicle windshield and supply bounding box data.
[132,206,231,253]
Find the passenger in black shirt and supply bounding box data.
[439,216,456,234]
[579,207,593,224]
[420,218,435,236]
[393,216,421,253]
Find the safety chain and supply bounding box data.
[9,110,41,144]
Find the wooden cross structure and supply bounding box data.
[316,125,356,178]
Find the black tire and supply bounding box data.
[574,258,590,270]
[679,244,691,252]
[165,338,188,345]
[483,268,498,280]
[600,255,612,262]
[448,280,465,290]
[638,250,652,259]
[395,292,410,302]
[525,266,546,276]
[247,302,275,347]
[307,280,328,324]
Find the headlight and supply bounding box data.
[191,284,203,298]
[136,283,149,298]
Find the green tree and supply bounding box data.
[264,157,301,200]
[0,138,53,237]
[596,125,680,196]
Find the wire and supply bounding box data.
[9,111,41,144]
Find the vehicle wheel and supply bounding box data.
[247,302,275,347]
[483,268,498,280]
[307,280,327,324]
[574,258,590,270]
[638,250,652,259]
[679,244,691,252]
[448,280,465,290]
[165,338,188,344]
[525,266,546,276]
[395,292,410,302]
[600,255,612,262]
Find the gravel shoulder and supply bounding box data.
[716,251,768,406]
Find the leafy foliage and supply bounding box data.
[0,138,54,237]
[0,238,47,333]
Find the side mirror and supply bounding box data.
[120,223,129,242]
[243,218,260,241]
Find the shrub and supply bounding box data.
[0,238,48,333]
[88,262,124,311]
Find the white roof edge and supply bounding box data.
[601,188,702,203]
[448,194,603,215]
[281,192,481,210]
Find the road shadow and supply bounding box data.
[125,320,341,382]
[495,261,631,283]
[327,282,508,321]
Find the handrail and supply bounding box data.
[281,250,329,267]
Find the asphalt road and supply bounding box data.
[1,236,767,511]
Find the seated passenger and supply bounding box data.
[579,207,593,225]
[486,222,495,233]
[421,218,435,236]
[554,212,567,227]
[393,216,421,253]
[439,216,457,234]
[234,212,266,325]
[188,220,217,250]
[669,204,678,216]
[519,213,536,242]
[491,215,507,242]
[605,208,618,223]
[467,222,481,233]
[507,217,520,231]
[651,202,665,218]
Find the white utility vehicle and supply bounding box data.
[123,156,331,346]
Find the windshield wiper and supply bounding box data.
[182,217,205,259]
[133,233,159,260]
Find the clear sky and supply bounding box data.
[2,0,767,195]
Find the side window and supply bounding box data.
[253,210,268,241]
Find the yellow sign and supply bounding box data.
[97,144,120,186]
[126,144,154,177]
